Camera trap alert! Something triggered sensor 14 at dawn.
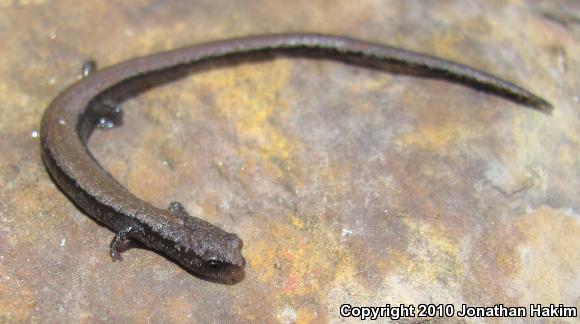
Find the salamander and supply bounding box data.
[40,33,552,282]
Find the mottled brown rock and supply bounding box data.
[0,0,578,323]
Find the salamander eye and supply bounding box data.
[206,259,222,269]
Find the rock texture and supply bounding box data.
[0,0,578,322]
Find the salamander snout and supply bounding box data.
[228,234,243,250]
[222,234,245,269]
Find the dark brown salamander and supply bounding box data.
[40,33,552,282]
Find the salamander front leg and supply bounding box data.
[110,225,138,261]
[168,201,191,220]
[95,100,123,129]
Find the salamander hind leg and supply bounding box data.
[80,59,124,129]
[95,99,123,129]
[109,225,139,261]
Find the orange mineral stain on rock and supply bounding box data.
[245,220,355,298]
[200,59,298,174]
[287,212,305,230]
[396,217,464,285]
[295,308,317,324]
[243,220,357,323]
[395,118,480,151]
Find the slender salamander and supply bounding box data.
[40,33,552,282]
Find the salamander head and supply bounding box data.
[167,202,245,282]
[192,229,245,282]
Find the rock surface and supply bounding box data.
[0,0,578,322]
